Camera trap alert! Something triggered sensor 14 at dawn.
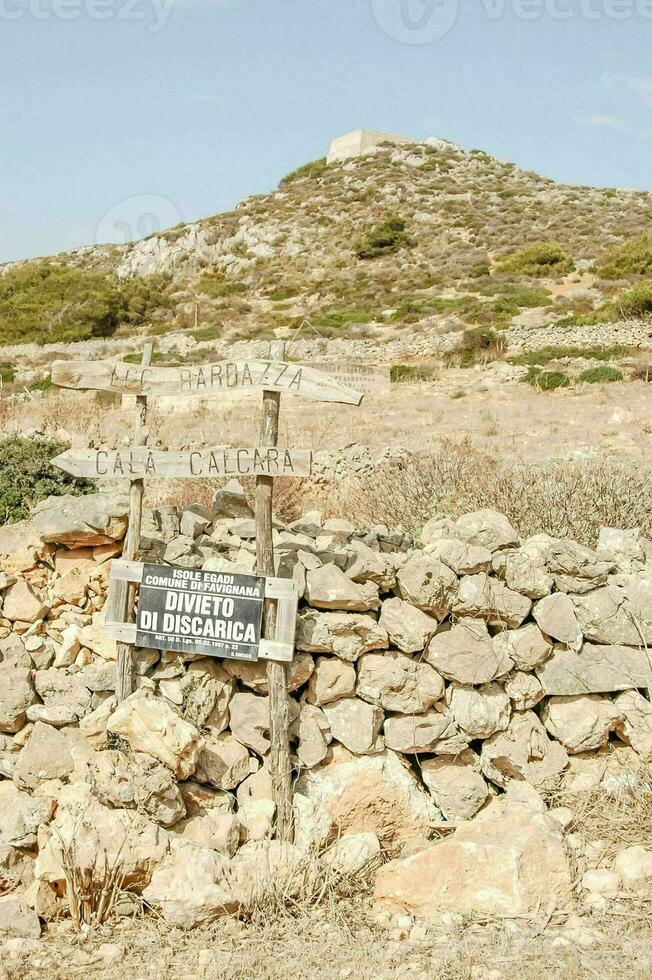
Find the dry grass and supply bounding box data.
[7,890,652,980]
[271,441,652,545]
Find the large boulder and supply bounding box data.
[34,667,92,721]
[224,655,314,694]
[396,554,458,618]
[0,665,37,733]
[448,682,511,739]
[322,698,384,755]
[304,565,379,612]
[480,710,569,789]
[297,747,440,854]
[426,618,513,685]
[492,623,552,671]
[296,704,332,769]
[424,538,492,576]
[0,895,41,939]
[378,597,439,654]
[194,732,251,790]
[421,750,489,820]
[87,749,186,826]
[536,643,650,695]
[383,711,455,754]
[454,510,520,553]
[542,695,622,754]
[614,690,652,762]
[0,781,56,847]
[1,581,49,623]
[493,551,554,600]
[296,609,388,661]
[13,721,76,790]
[35,784,169,893]
[107,693,204,779]
[306,657,356,707]
[533,593,583,649]
[142,840,236,928]
[545,539,612,594]
[33,493,129,547]
[178,659,235,729]
[374,788,571,920]
[453,574,531,629]
[573,576,652,645]
[356,651,444,714]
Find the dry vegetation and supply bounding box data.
[7,777,652,980]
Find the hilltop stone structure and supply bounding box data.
[327,129,411,164]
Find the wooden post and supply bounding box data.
[115,341,153,702]
[256,340,293,841]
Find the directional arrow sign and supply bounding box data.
[52,447,313,479]
[51,359,364,405]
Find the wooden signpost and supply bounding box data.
[51,341,363,842]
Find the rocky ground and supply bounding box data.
[1,488,652,977]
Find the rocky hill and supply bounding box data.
[2,137,652,353]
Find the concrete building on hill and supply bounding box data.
[327,130,412,164]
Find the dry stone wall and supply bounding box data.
[1,487,652,931]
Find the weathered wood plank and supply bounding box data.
[115,342,152,703]
[308,361,391,393]
[52,447,312,479]
[51,359,363,406]
[256,339,294,843]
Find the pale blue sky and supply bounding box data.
[0,0,650,263]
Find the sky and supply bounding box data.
[0,0,650,263]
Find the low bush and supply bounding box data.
[496,242,575,277]
[0,263,170,345]
[0,362,14,384]
[524,367,571,390]
[0,435,92,524]
[355,217,413,260]
[509,345,627,366]
[578,365,623,384]
[447,326,507,366]
[279,157,328,186]
[611,282,652,318]
[286,441,652,545]
[196,274,247,300]
[598,233,652,279]
[390,362,439,383]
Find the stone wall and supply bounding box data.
[1,490,651,931]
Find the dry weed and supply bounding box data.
[283,441,652,544]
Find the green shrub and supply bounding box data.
[268,286,299,302]
[355,217,413,260]
[509,345,627,366]
[0,436,92,524]
[496,242,575,277]
[191,325,222,343]
[524,367,571,390]
[469,265,490,278]
[390,362,439,383]
[0,263,170,346]
[311,306,374,331]
[598,234,652,279]
[196,274,247,299]
[0,362,14,384]
[279,157,328,186]
[578,365,623,384]
[28,376,54,392]
[611,282,652,318]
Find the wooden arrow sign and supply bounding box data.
[52,446,312,479]
[51,359,364,406]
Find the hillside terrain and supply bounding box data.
[1,137,652,359]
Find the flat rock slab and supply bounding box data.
[536,643,650,695]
